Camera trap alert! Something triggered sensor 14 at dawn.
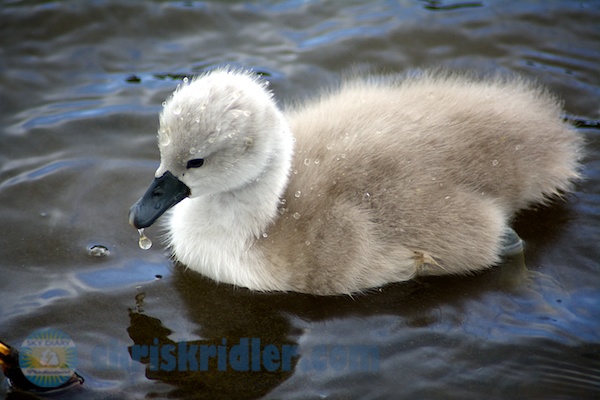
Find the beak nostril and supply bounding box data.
[152,187,165,198]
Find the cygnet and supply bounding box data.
[129,68,582,295]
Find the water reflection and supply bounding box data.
[126,251,530,399]
[77,260,169,290]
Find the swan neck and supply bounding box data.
[210,131,293,238]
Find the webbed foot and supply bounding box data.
[501,227,523,256]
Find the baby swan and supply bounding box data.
[129,68,582,295]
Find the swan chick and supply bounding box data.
[129,68,582,295]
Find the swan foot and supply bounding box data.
[500,228,523,256]
[414,250,448,275]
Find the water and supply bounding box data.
[1,1,599,399]
[138,229,152,250]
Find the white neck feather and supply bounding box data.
[166,124,294,289]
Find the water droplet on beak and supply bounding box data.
[138,228,152,250]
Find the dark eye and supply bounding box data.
[186,158,205,169]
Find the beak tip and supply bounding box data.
[128,171,189,231]
[128,205,149,229]
[128,204,139,228]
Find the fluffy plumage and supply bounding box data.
[137,68,583,295]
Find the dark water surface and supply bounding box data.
[1,1,599,399]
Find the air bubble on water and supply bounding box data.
[293,212,301,220]
[183,77,189,84]
[244,137,254,146]
[303,158,311,166]
[189,147,196,154]
[138,228,152,250]
[314,159,320,165]
[492,159,499,166]
[243,110,252,117]
[88,245,110,258]
[363,192,371,201]
[262,232,268,238]
[172,105,182,116]
[295,190,302,198]
[326,143,333,150]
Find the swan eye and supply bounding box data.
[186,158,205,169]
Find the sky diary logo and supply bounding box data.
[129,338,378,373]
[18,329,77,388]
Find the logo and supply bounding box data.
[18,328,77,388]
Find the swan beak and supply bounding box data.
[128,171,190,229]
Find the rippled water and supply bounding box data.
[1,1,599,399]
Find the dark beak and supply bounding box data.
[128,171,190,229]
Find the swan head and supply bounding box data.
[129,69,290,229]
